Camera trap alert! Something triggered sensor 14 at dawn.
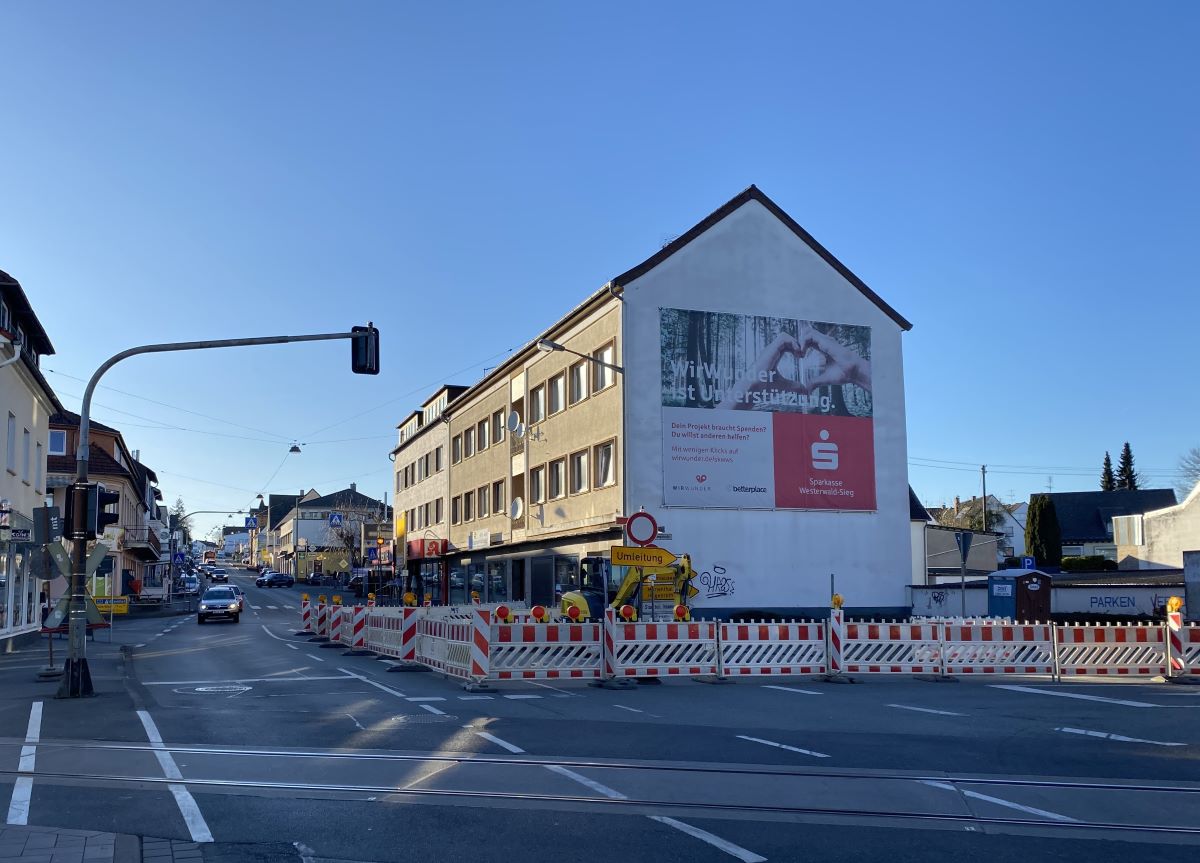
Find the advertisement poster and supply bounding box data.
[660,307,876,510]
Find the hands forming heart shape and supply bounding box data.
[716,331,872,410]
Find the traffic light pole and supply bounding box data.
[58,328,376,698]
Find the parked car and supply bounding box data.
[197,586,240,624]
[256,571,294,588]
[209,567,229,583]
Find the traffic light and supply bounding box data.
[88,484,121,538]
[351,324,380,375]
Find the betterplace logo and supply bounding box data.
[730,484,767,494]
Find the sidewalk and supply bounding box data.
[0,829,300,863]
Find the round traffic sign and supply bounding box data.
[625,511,658,547]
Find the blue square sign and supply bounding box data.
[1022,556,1036,569]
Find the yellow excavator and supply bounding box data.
[560,554,698,622]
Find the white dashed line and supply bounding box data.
[1056,727,1185,746]
[6,701,42,825]
[613,705,643,713]
[405,697,446,703]
[287,644,299,650]
[991,684,1159,708]
[306,654,326,663]
[337,667,406,699]
[735,734,829,759]
[887,704,965,717]
[459,695,494,701]
[419,703,446,715]
[503,694,542,700]
[475,731,524,753]
[921,780,1077,822]
[267,606,278,610]
[137,710,214,842]
[763,685,822,696]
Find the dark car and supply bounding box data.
[210,567,229,583]
[256,571,294,588]
[197,587,241,624]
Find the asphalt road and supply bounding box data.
[2,569,1198,862]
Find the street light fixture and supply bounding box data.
[536,338,624,373]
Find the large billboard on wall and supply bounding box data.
[660,307,876,510]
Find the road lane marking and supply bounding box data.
[613,705,643,713]
[287,644,299,650]
[503,694,541,700]
[648,817,767,863]
[259,625,299,642]
[419,704,446,715]
[143,675,354,685]
[763,685,822,696]
[305,654,326,663]
[345,714,365,731]
[267,606,278,610]
[405,697,446,703]
[736,734,829,759]
[1056,726,1186,746]
[459,695,494,700]
[545,763,767,863]
[528,681,581,697]
[475,732,524,753]
[990,684,1158,708]
[921,780,1077,822]
[6,701,42,825]
[337,667,406,699]
[136,643,146,648]
[136,710,214,843]
[888,704,965,716]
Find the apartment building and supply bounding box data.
[390,186,915,617]
[0,270,60,641]
[391,386,463,602]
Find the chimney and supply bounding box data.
[350,482,356,493]
[954,496,961,515]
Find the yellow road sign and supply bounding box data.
[612,545,678,568]
[94,596,130,615]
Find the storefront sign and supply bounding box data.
[468,529,491,550]
[407,538,447,559]
[660,307,876,510]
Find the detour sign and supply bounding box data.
[611,545,678,568]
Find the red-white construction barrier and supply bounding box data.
[842,621,944,674]
[604,616,718,677]
[313,598,328,641]
[299,598,311,633]
[1166,613,1190,677]
[328,603,343,643]
[346,605,367,651]
[941,623,1054,675]
[490,621,602,680]
[718,622,827,676]
[1055,624,1165,676]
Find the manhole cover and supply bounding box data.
[195,685,251,693]
[388,714,457,724]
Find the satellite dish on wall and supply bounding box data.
[505,410,522,433]
[513,422,526,439]
[510,497,524,520]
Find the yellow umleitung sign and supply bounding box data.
[612,545,678,568]
[94,596,129,615]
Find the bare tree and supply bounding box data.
[1178,447,1200,499]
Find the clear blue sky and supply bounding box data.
[3,2,1197,539]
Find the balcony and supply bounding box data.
[123,525,162,560]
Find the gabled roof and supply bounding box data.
[610,185,912,331]
[265,494,301,531]
[0,270,55,354]
[47,443,131,480]
[1043,489,1179,543]
[301,487,390,515]
[50,410,121,436]
[908,487,931,522]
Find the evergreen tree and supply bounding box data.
[1116,442,1139,490]
[170,497,192,547]
[1025,494,1062,568]
[1100,451,1116,491]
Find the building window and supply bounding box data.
[594,440,616,487]
[395,472,402,494]
[463,428,474,458]
[530,466,545,504]
[452,435,462,463]
[548,374,565,415]
[35,442,43,492]
[476,419,488,452]
[492,480,504,514]
[435,498,443,524]
[1062,545,1084,557]
[530,385,546,423]
[424,452,432,478]
[477,485,489,518]
[463,491,474,522]
[569,361,588,405]
[49,430,67,456]
[416,458,425,482]
[570,449,589,494]
[6,413,14,473]
[435,446,444,472]
[21,428,30,483]
[451,496,461,525]
[593,343,616,391]
[408,508,416,530]
[549,458,566,499]
[491,409,504,444]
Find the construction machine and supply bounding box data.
[560,553,698,622]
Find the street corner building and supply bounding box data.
[391,186,914,619]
